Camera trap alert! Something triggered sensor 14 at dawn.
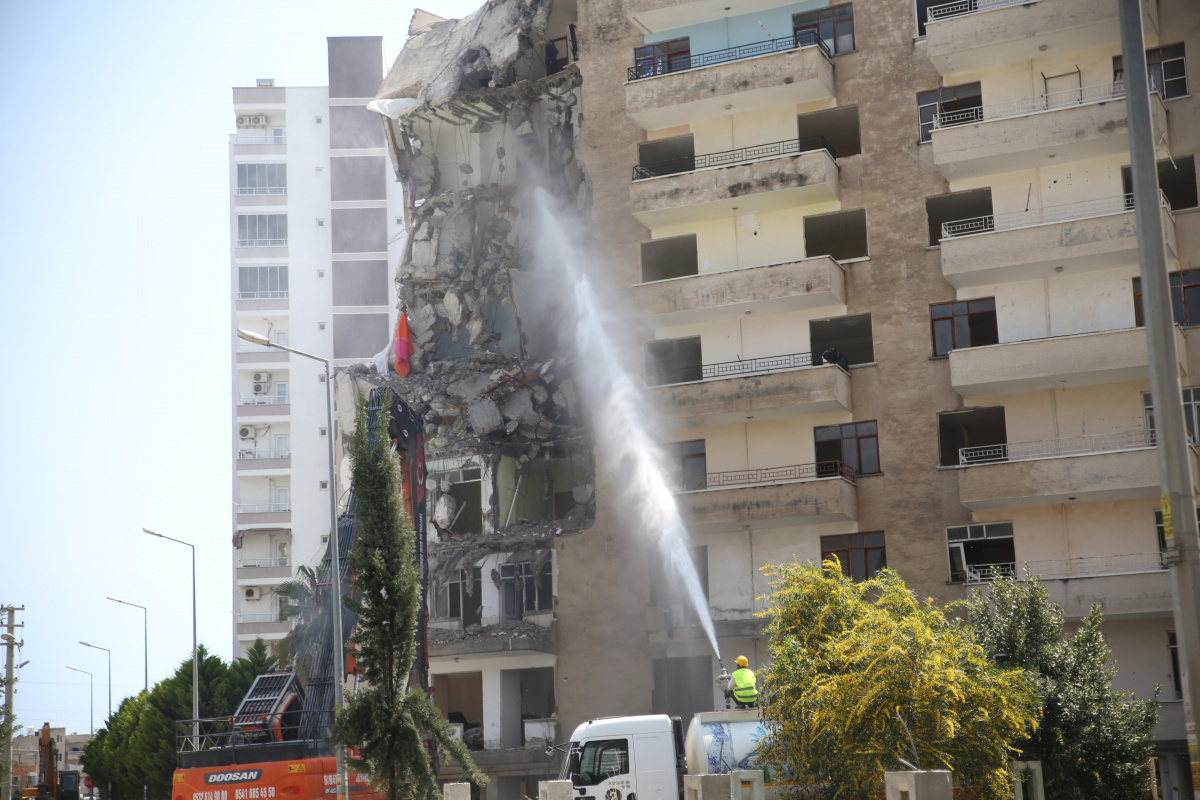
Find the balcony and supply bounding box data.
[236,557,292,580]
[236,613,290,636]
[956,438,1199,510]
[229,133,286,155]
[625,34,834,130]
[632,142,838,228]
[970,553,1171,618]
[236,449,291,471]
[236,291,289,313]
[959,428,1155,465]
[930,84,1169,180]
[625,0,799,34]
[236,345,289,365]
[236,502,292,524]
[653,360,851,428]
[634,256,845,325]
[237,396,290,417]
[925,0,1159,76]
[949,326,1187,397]
[678,463,856,532]
[939,193,1178,287]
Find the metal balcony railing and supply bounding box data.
[941,192,1172,239]
[682,460,855,492]
[633,135,836,181]
[239,395,289,406]
[933,82,1124,129]
[229,134,286,145]
[237,238,288,247]
[627,30,830,82]
[235,186,288,195]
[240,556,292,568]
[1027,552,1166,580]
[963,562,1016,584]
[237,612,282,623]
[237,449,291,460]
[926,0,1039,23]
[959,429,1155,466]
[237,290,289,299]
[237,503,291,513]
[702,351,814,380]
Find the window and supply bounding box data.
[930,298,998,357]
[946,522,1015,583]
[645,337,702,386]
[804,208,868,261]
[665,440,707,491]
[238,266,288,299]
[914,0,941,36]
[1122,156,1198,211]
[435,567,483,626]
[797,106,861,158]
[810,313,874,366]
[1145,389,1200,442]
[573,739,629,786]
[272,330,288,346]
[793,3,854,55]
[938,407,1007,467]
[821,532,886,581]
[640,235,697,282]
[926,189,993,245]
[633,38,690,78]
[237,214,287,246]
[500,558,554,619]
[434,467,484,534]
[814,421,879,476]
[1114,45,1188,100]
[1134,270,1200,328]
[1154,508,1199,551]
[236,163,287,195]
[270,126,285,144]
[636,135,695,179]
[274,382,288,403]
[918,83,982,143]
[1168,632,1182,698]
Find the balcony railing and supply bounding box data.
[237,290,289,300]
[633,135,836,181]
[1027,551,1166,580]
[702,351,815,380]
[237,449,291,460]
[240,556,291,568]
[235,187,288,195]
[237,238,288,247]
[926,0,1039,23]
[237,612,282,623]
[682,460,855,492]
[942,192,1171,239]
[230,134,286,145]
[627,30,830,82]
[964,562,1017,584]
[933,82,1124,129]
[237,503,291,513]
[239,395,289,406]
[959,429,1155,466]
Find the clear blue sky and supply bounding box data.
[0,0,480,738]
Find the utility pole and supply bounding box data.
[1118,1,1200,794]
[2,607,25,800]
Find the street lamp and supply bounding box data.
[65,667,93,735]
[236,328,346,800]
[78,642,110,724]
[106,598,148,708]
[143,527,198,745]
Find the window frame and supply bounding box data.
[917,82,982,143]
[633,37,691,78]
[929,297,998,357]
[1134,269,1200,329]
[1169,631,1182,698]
[573,739,630,787]
[814,420,880,476]
[821,531,886,581]
[793,2,855,56]
[236,163,288,195]
[1114,44,1188,100]
[237,213,288,246]
[945,521,1015,583]
[238,265,289,299]
[665,439,707,491]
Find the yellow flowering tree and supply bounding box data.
[757,560,1039,800]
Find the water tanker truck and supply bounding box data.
[563,707,783,800]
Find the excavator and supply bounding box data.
[172,391,429,800]
[21,723,80,800]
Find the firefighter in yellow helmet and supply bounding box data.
[725,655,757,707]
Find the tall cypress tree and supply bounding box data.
[332,393,484,800]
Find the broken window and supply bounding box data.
[804,208,868,261]
[1122,156,1198,211]
[926,189,993,245]
[237,163,287,195]
[434,672,484,750]
[810,313,874,366]
[652,656,714,722]
[930,298,998,357]
[238,266,289,299]
[947,522,1015,583]
[797,106,861,159]
[646,337,702,386]
[435,567,483,627]
[633,37,691,78]
[500,556,553,619]
[1134,270,1200,328]
[794,4,855,55]
[815,421,879,477]
[938,407,1007,466]
[1114,44,1188,100]
[918,82,982,143]
[636,136,695,179]
[821,532,886,581]
[433,467,484,534]
[641,235,698,283]
[664,440,707,491]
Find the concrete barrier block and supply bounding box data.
[728,770,765,800]
[684,774,736,800]
[884,771,953,800]
[539,781,574,800]
[444,783,471,800]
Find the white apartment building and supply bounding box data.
[229,37,404,655]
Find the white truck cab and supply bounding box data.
[564,715,687,800]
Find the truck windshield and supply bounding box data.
[574,739,629,786]
[61,775,79,791]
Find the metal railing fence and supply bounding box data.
[237,449,291,460]
[238,395,289,406]
[234,186,288,195]
[237,503,291,513]
[926,0,1039,22]
[959,429,1155,465]
[627,29,830,81]
[633,135,835,180]
[941,191,1172,239]
[964,562,1017,584]
[1027,551,1166,580]
[237,238,288,247]
[239,556,291,568]
[229,134,287,145]
[933,81,1124,129]
[237,290,289,299]
[683,460,855,492]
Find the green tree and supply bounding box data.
[757,559,1039,800]
[969,575,1158,800]
[331,393,484,800]
[273,566,322,683]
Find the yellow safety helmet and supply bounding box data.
[735,655,748,668]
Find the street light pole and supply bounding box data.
[237,329,346,800]
[65,667,93,736]
[108,597,149,800]
[143,528,198,745]
[78,643,111,725]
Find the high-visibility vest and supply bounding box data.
[731,668,757,703]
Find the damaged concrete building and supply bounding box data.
[331,0,1199,795]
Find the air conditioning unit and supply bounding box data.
[250,115,267,127]
[253,383,270,395]
[252,372,272,383]
[239,427,255,439]
[245,588,261,601]
[236,115,249,127]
